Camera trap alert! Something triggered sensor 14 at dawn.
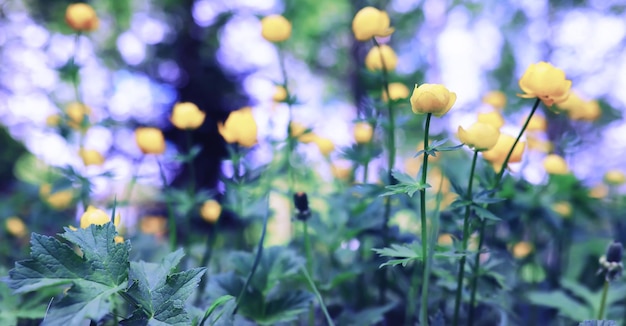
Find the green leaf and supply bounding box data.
[578,321,618,326]
[199,295,235,326]
[526,291,591,321]
[336,303,395,326]
[6,223,130,325]
[122,250,206,326]
[472,205,501,222]
[373,243,422,268]
[391,170,416,184]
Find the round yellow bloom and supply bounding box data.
[569,100,601,121]
[352,7,394,41]
[482,91,507,109]
[512,242,533,259]
[518,61,572,107]
[135,127,166,154]
[410,84,457,117]
[313,136,335,156]
[46,114,61,127]
[218,107,258,147]
[364,45,398,71]
[273,85,287,102]
[543,154,568,175]
[200,199,222,224]
[382,82,410,102]
[482,134,526,168]
[604,170,626,185]
[457,122,500,151]
[66,102,91,130]
[170,102,206,130]
[552,201,572,218]
[526,135,552,153]
[589,184,608,199]
[261,15,291,43]
[438,233,454,247]
[477,111,504,130]
[140,216,167,236]
[525,115,547,132]
[79,149,104,166]
[290,122,316,143]
[354,122,373,144]
[65,3,99,32]
[80,206,114,229]
[6,217,27,238]
[557,92,585,112]
[40,184,74,210]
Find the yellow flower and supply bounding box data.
[364,45,398,71]
[410,84,457,117]
[543,154,568,175]
[218,107,258,147]
[438,233,454,247]
[40,184,74,210]
[482,134,526,168]
[569,100,601,121]
[525,115,547,132]
[65,3,99,32]
[589,184,608,199]
[526,135,552,153]
[200,199,221,224]
[518,61,572,107]
[66,102,91,130]
[313,136,335,156]
[353,122,373,144]
[604,170,626,186]
[477,111,504,130]
[331,164,351,181]
[382,82,410,102]
[170,102,206,130]
[114,236,124,244]
[46,114,61,127]
[79,149,105,166]
[512,242,533,259]
[556,92,585,112]
[482,91,507,109]
[290,122,316,143]
[5,217,27,238]
[80,206,117,229]
[135,127,166,154]
[140,216,167,236]
[352,7,394,41]
[261,15,291,43]
[273,85,287,102]
[457,122,500,151]
[552,201,572,218]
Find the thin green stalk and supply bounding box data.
[468,98,541,325]
[303,221,313,275]
[598,280,609,320]
[195,227,216,305]
[123,157,144,208]
[157,160,177,251]
[302,267,336,326]
[452,150,479,326]
[185,130,196,194]
[418,113,433,326]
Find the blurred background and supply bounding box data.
[0,0,625,229]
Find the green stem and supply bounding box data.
[302,267,335,326]
[303,221,313,275]
[468,98,541,325]
[157,160,177,251]
[123,156,143,208]
[452,150,479,326]
[418,113,433,326]
[232,146,244,219]
[186,130,196,194]
[195,226,216,305]
[598,280,609,320]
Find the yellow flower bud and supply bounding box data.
[518,61,572,107]
[482,91,507,109]
[65,3,99,32]
[46,114,61,127]
[552,201,572,218]
[351,7,394,41]
[543,154,568,175]
[80,206,111,229]
[200,199,221,224]
[457,122,500,151]
[218,107,258,147]
[477,111,504,130]
[364,45,398,71]
[482,134,526,167]
[525,115,547,132]
[140,216,167,236]
[410,84,456,117]
[313,137,335,156]
[438,233,454,247]
[604,170,626,186]
[261,15,292,43]
[589,184,608,199]
[512,241,533,259]
[66,102,91,130]
[5,217,27,238]
[273,85,287,102]
[382,82,410,102]
[353,122,373,144]
[135,127,166,154]
[170,102,206,130]
[79,149,105,166]
[40,184,74,210]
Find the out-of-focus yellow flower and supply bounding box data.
[552,201,572,218]
[457,122,500,151]
[5,217,27,238]
[410,84,456,117]
[170,102,206,130]
[477,111,504,130]
[482,134,526,169]
[352,7,394,41]
[365,45,398,71]
[382,82,410,102]
[200,199,221,224]
[468,232,479,252]
[525,115,547,132]
[135,127,166,154]
[218,107,258,147]
[512,241,533,259]
[79,149,104,166]
[66,102,91,130]
[543,154,568,175]
[482,91,507,110]
[46,114,61,127]
[404,157,421,178]
[354,122,373,144]
[331,164,352,181]
[140,216,167,236]
[604,170,626,186]
[114,236,124,244]
[40,184,74,210]
[569,100,601,121]
[290,122,316,143]
[556,92,584,111]
[526,135,552,153]
[65,3,99,32]
[438,233,454,247]
[428,167,451,194]
[273,85,287,102]
[80,206,117,229]
[518,61,572,107]
[589,184,608,199]
[313,136,335,156]
[261,15,291,43]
